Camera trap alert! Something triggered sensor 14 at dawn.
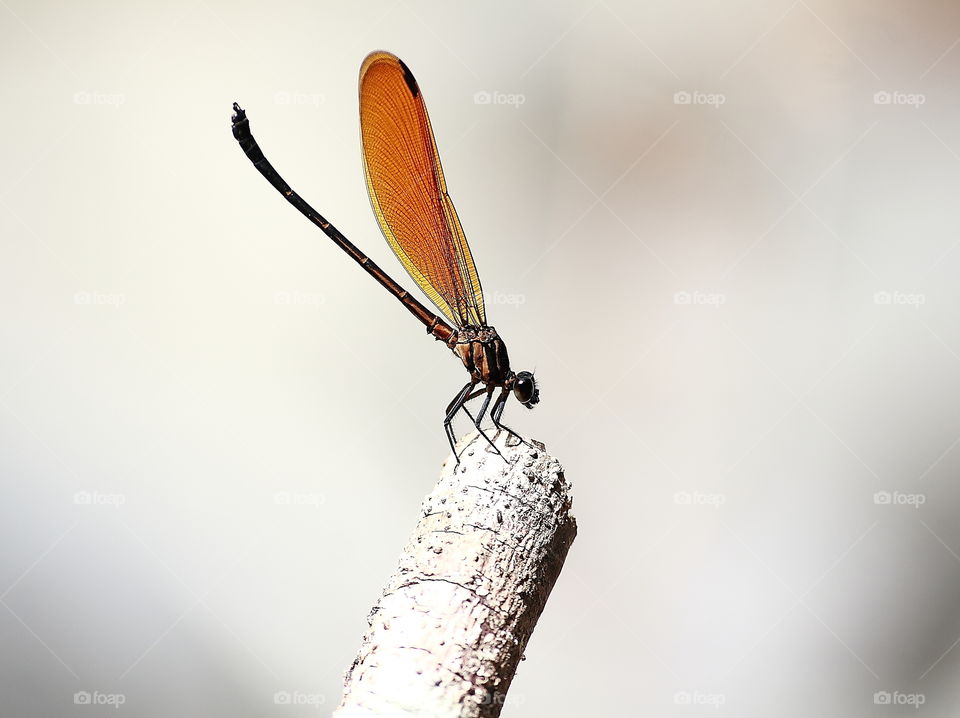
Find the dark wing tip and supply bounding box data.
[397,58,420,98]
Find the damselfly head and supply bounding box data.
[513,370,539,409]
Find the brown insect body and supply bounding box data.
[449,326,514,388]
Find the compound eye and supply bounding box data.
[514,376,533,403]
[513,371,539,407]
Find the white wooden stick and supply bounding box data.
[334,431,577,718]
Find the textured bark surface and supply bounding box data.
[333,431,577,718]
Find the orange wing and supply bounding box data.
[359,51,486,328]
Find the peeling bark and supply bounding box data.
[334,431,577,718]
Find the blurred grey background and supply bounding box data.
[3,0,960,715]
